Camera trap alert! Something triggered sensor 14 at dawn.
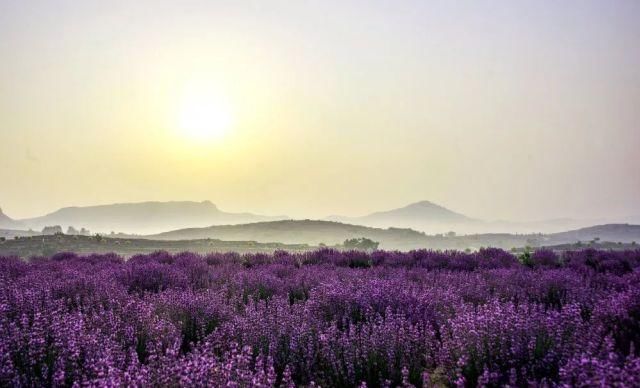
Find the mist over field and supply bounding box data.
[1,1,640,387]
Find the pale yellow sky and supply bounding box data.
[1,1,639,221]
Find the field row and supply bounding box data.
[1,248,639,386]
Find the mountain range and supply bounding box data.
[0,199,635,237]
[2,199,639,251]
[0,201,286,235]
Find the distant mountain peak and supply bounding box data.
[200,200,218,210]
[325,200,475,233]
[405,200,447,209]
[366,200,471,220]
[412,200,436,205]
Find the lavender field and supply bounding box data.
[1,248,639,387]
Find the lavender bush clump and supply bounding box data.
[1,248,639,387]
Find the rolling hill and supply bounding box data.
[4,219,639,256]
[147,220,432,249]
[545,224,640,245]
[145,219,543,250]
[145,219,640,251]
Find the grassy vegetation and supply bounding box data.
[1,230,636,259]
[0,234,313,258]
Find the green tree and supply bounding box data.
[343,237,379,251]
[518,247,534,268]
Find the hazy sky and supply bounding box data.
[1,0,639,221]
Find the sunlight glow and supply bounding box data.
[177,88,233,141]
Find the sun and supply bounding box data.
[177,89,233,141]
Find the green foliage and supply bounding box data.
[519,248,534,268]
[342,237,379,251]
